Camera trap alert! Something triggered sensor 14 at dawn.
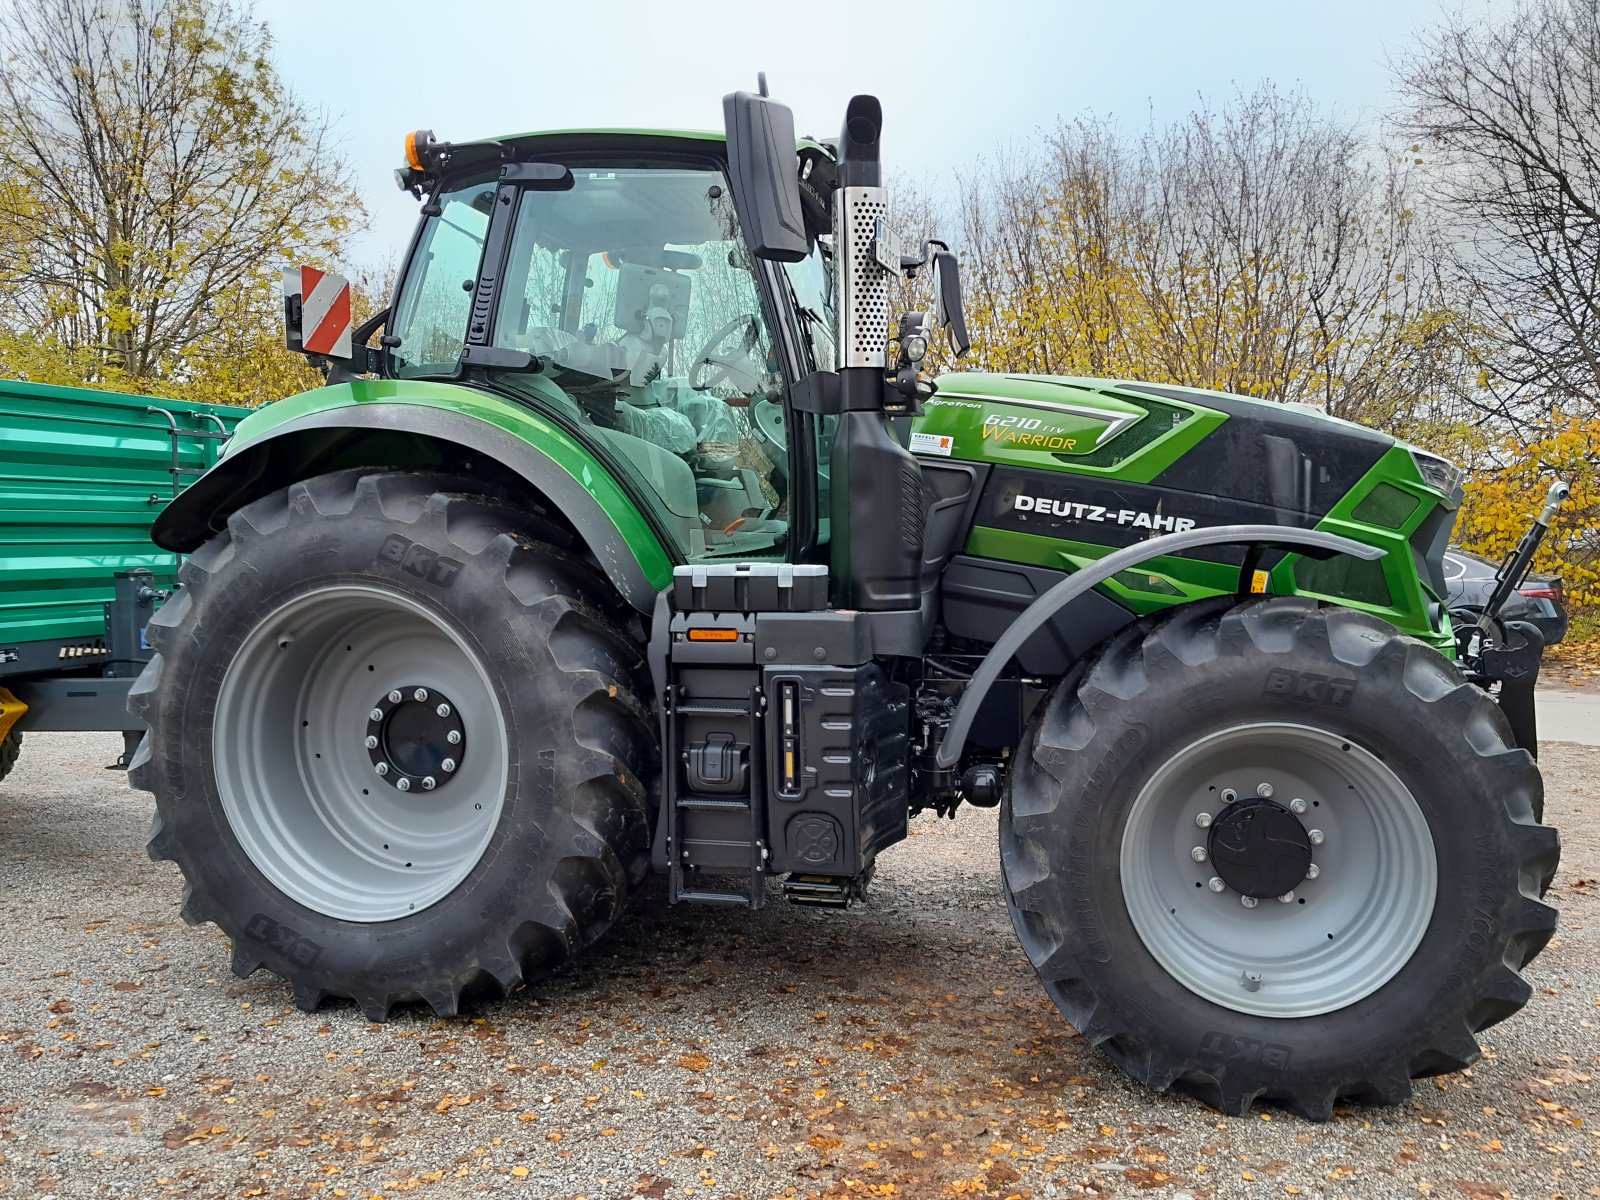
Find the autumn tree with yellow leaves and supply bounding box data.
[0,0,363,407]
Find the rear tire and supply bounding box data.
[128,470,656,1018]
[0,731,20,784]
[1002,596,1559,1117]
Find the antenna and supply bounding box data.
[757,71,769,98]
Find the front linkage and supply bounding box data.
[1455,481,1572,759]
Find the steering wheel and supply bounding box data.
[689,315,762,392]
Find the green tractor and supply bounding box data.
[130,83,1561,1118]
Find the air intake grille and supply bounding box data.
[835,186,891,369]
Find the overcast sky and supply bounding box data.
[253,0,1460,272]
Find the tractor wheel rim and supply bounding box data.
[1119,721,1436,1018]
[213,585,508,923]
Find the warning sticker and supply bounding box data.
[909,431,955,457]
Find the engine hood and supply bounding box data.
[909,373,1400,518]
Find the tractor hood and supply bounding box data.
[910,371,1459,651]
[910,373,1420,519]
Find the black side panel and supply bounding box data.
[1117,383,1393,515]
[919,461,988,591]
[762,662,908,876]
[978,467,1308,568]
[942,555,1136,675]
[830,411,926,610]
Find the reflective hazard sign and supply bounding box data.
[283,266,352,360]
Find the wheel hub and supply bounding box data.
[366,685,466,792]
[1207,796,1313,899]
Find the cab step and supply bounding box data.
[783,874,858,908]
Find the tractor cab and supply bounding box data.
[284,97,957,611]
[385,145,808,560]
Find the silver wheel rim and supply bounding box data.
[213,585,508,923]
[1120,722,1437,1018]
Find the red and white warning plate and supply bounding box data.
[283,266,352,360]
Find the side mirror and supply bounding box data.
[722,81,808,263]
[930,247,971,358]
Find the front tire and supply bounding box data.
[1002,597,1559,1117]
[128,470,655,1018]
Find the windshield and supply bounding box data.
[389,162,790,562]
[390,175,493,378]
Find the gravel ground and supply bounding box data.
[0,732,1595,1200]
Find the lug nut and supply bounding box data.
[441,758,457,773]
[1241,970,1263,991]
[1257,782,1274,798]
[374,762,389,777]
[387,690,402,704]
[422,776,436,791]
[1241,895,1258,909]
[1305,863,1320,880]
[1308,828,1325,845]
[396,777,411,792]
[1195,811,1213,829]
[369,708,384,722]
[1278,891,1295,903]
[414,688,429,702]
[1208,877,1226,893]
[1220,788,1238,803]
[364,735,378,750]
[1190,846,1208,863]
[1289,797,1307,814]
[436,702,452,718]
[446,730,462,745]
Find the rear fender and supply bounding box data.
[152,397,674,612]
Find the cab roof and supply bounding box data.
[444,128,832,163]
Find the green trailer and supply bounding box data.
[0,378,249,778]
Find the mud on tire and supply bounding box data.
[128,470,656,1019]
[1001,596,1560,1118]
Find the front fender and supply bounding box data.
[152,380,674,612]
[934,525,1386,767]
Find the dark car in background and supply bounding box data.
[1444,545,1569,646]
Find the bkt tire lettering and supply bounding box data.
[377,533,463,588]
[244,913,323,968]
[1263,668,1356,706]
[1198,1031,1292,1071]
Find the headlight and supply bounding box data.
[1411,450,1463,497]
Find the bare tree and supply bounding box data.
[954,87,1468,432]
[1395,0,1600,422]
[0,0,363,383]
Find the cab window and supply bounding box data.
[492,163,790,561]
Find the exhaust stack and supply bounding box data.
[829,96,925,611]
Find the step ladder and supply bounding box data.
[666,687,769,909]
